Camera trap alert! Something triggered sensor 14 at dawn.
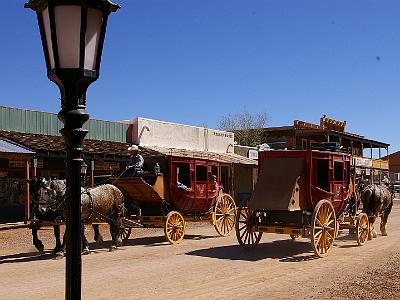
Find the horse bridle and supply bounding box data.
[35,181,66,213]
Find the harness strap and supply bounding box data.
[83,190,94,221]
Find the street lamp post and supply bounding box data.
[24,1,119,299]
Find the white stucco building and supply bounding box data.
[129,117,235,154]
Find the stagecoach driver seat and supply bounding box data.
[125,145,144,177]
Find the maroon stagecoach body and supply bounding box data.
[251,150,351,215]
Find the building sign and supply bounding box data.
[9,160,25,168]
[37,159,44,169]
[94,161,120,172]
[353,157,373,168]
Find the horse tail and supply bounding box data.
[111,184,126,219]
[361,186,373,207]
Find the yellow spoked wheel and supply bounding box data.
[235,201,262,248]
[311,200,337,258]
[356,213,369,246]
[214,193,237,237]
[164,211,185,245]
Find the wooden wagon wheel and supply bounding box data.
[118,226,132,241]
[164,211,185,245]
[356,213,369,246]
[235,201,262,248]
[311,199,337,258]
[214,193,237,237]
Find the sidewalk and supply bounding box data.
[0,222,29,231]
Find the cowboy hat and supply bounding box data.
[128,145,139,151]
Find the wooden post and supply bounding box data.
[91,160,95,188]
[24,160,30,223]
[32,158,37,177]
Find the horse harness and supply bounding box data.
[82,189,123,224]
[83,190,95,221]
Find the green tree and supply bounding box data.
[218,111,268,146]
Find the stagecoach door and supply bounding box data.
[220,164,232,195]
[191,161,219,211]
[194,162,208,199]
[331,159,349,211]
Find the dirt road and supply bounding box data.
[1,201,399,299]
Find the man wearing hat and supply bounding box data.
[211,174,220,194]
[126,145,144,177]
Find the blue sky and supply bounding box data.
[2,1,399,152]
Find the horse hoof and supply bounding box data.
[109,246,117,252]
[380,225,388,236]
[82,246,91,255]
[55,251,64,259]
[37,246,45,253]
[95,236,103,245]
[116,238,123,247]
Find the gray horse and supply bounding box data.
[361,180,394,239]
[31,177,125,254]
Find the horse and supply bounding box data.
[361,180,394,239]
[29,177,64,254]
[29,177,125,254]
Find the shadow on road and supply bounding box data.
[186,239,318,262]
[0,250,60,264]
[0,234,218,263]
[88,234,217,252]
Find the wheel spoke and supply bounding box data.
[314,229,323,238]
[327,211,333,222]
[314,231,323,245]
[238,223,247,231]
[240,227,248,240]
[244,231,250,244]
[327,219,335,226]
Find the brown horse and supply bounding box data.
[30,177,125,254]
[361,181,394,239]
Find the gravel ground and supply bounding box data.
[310,251,400,299]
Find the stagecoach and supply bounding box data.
[113,152,239,244]
[236,148,370,257]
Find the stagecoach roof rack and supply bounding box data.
[143,145,257,165]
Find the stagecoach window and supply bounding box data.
[316,159,329,191]
[211,166,218,178]
[177,163,191,187]
[334,162,344,181]
[196,165,207,181]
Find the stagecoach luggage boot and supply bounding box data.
[249,157,304,211]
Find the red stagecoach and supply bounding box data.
[235,149,369,257]
[113,154,237,244]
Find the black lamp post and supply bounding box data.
[24,1,120,299]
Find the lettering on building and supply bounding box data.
[213,132,233,139]
[94,161,120,172]
[9,161,25,168]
